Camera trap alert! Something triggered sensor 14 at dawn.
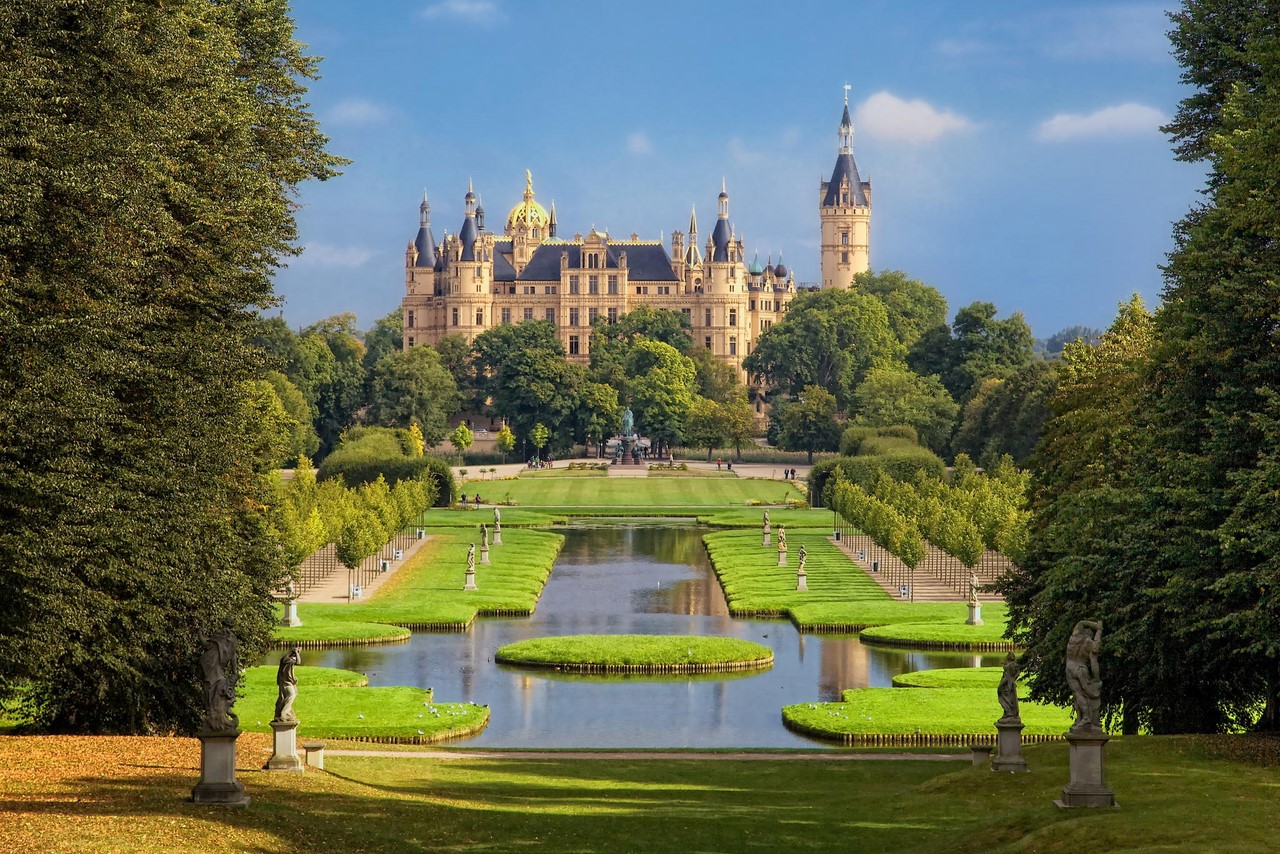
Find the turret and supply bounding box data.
[819,85,872,289]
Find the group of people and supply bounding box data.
[714,458,734,471]
[782,468,798,481]
[527,457,554,469]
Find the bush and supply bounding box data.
[839,424,919,456]
[808,448,946,509]
[318,428,455,506]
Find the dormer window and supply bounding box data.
[533,227,540,239]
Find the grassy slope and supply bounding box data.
[859,613,1011,648]
[274,527,563,643]
[494,635,772,668]
[486,477,803,508]
[8,734,1279,852]
[784,686,1073,738]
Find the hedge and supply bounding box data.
[318,429,456,506]
[808,448,946,509]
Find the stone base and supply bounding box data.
[191,729,250,806]
[463,568,478,591]
[966,602,983,626]
[493,532,502,546]
[265,720,304,772]
[1057,729,1116,808]
[280,601,301,628]
[992,719,1028,773]
[778,553,787,567]
[796,571,807,592]
[480,547,490,565]
[763,532,771,547]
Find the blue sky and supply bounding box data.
[277,0,1202,339]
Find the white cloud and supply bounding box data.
[295,242,376,269]
[853,92,975,145]
[626,131,653,156]
[421,0,504,25]
[1036,103,1166,142]
[327,98,391,126]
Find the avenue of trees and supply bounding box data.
[0,1,345,733]
[1001,1,1280,734]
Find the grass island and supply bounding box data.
[494,634,774,674]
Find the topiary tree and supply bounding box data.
[450,423,474,457]
[495,424,516,463]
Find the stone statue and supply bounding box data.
[198,627,240,733]
[969,572,980,606]
[1065,619,1103,733]
[621,407,634,437]
[481,523,489,546]
[998,652,1020,723]
[777,526,787,552]
[273,647,301,723]
[467,543,476,572]
[284,579,296,602]
[798,544,807,570]
[493,506,501,527]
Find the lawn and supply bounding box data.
[859,612,1013,650]
[494,635,773,673]
[487,477,803,508]
[696,507,835,529]
[273,527,563,644]
[8,734,1280,852]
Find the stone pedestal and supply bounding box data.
[763,531,771,547]
[493,530,502,546]
[796,569,807,591]
[191,729,250,806]
[480,543,490,565]
[280,601,301,628]
[463,566,477,591]
[777,552,787,567]
[992,719,1028,773]
[1055,730,1116,808]
[967,602,984,626]
[415,528,425,540]
[265,720,304,772]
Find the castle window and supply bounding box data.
[569,275,579,294]
[533,227,540,239]
[729,336,737,356]
[476,285,482,293]
[841,232,849,245]
[451,307,459,326]
[545,285,556,294]
[704,308,712,326]
[607,307,618,324]
[523,308,534,321]
[587,254,599,269]
[408,310,416,328]
[729,309,737,326]
[681,307,691,321]
[508,285,517,295]
[588,275,599,294]
[569,335,580,355]
[841,251,849,263]
[408,336,415,347]
[589,307,599,324]
[842,191,849,204]
[608,275,619,294]
[750,300,756,311]
[545,308,556,325]
[570,308,580,326]
[635,286,642,295]
[476,308,484,326]
[705,336,712,350]
[501,307,512,324]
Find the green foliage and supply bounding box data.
[690,345,743,404]
[494,424,516,461]
[472,321,580,448]
[776,385,842,463]
[494,635,772,670]
[530,423,550,453]
[908,301,1035,403]
[951,360,1060,465]
[449,423,474,454]
[0,0,343,734]
[432,334,479,411]
[683,396,730,460]
[367,344,459,444]
[626,339,696,454]
[317,427,453,504]
[264,370,321,465]
[304,315,369,455]
[589,306,693,390]
[361,308,404,381]
[574,381,619,448]
[853,269,949,348]
[850,364,958,455]
[810,427,946,508]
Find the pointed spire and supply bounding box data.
[839,85,855,154]
[549,199,557,238]
[419,189,430,225]
[689,205,698,237]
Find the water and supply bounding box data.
[280,522,1003,747]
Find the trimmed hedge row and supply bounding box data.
[808,449,946,509]
[318,428,455,506]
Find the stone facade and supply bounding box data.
[402,94,871,375]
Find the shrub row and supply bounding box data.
[318,427,455,506]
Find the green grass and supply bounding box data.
[273,528,563,644]
[892,667,1004,688]
[494,635,773,672]
[488,477,803,508]
[646,468,738,477]
[783,686,1074,739]
[859,612,1012,649]
[417,507,569,527]
[516,468,608,478]
[236,665,488,742]
[696,507,835,528]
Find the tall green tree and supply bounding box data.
[0,0,343,733]
[472,321,581,444]
[305,314,367,455]
[908,302,1035,403]
[626,339,696,456]
[588,306,693,391]
[368,345,459,445]
[850,364,958,455]
[854,270,949,348]
[777,385,842,463]
[362,307,404,383]
[951,360,1060,465]
[684,397,730,461]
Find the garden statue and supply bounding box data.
[273,647,300,723]
[481,523,489,547]
[622,406,634,438]
[763,510,771,532]
[997,652,1020,723]
[969,572,980,606]
[467,543,476,572]
[798,544,807,571]
[198,626,240,733]
[493,506,501,527]
[777,526,787,551]
[1065,619,1103,733]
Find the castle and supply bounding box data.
[401,93,871,375]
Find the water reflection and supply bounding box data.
[273,523,1003,747]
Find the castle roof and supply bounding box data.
[515,241,678,283]
[822,152,868,207]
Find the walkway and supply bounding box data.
[830,534,1006,604]
[296,534,432,604]
[325,748,965,762]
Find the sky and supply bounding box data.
[276,0,1204,339]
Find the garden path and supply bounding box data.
[295,534,432,604]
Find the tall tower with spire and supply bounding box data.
[819,85,872,289]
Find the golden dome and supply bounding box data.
[506,169,549,234]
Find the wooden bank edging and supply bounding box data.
[781,718,1064,747]
[493,655,775,675]
[326,716,490,746]
[859,634,1017,652]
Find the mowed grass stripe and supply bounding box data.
[491,477,802,507]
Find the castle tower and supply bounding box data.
[819,86,872,289]
[506,169,550,272]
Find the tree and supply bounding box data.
[367,345,459,445]
[0,0,343,733]
[950,360,1059,465]
[850,364,958,456]
[1039,326,1103,358]
[263,370,321,465]
[690,346,741,404]
[472,321,580,443]
[576,382,620,455]
[494,424,516,462]
[626,339,696,456]
[305,314,368,455]
[854,270,949,348]
[433,334,477,410]
[743,288,901,405]
[722,391,757,461]
[777,385,842,463]
[908,302,1035,403]
[530,423,550,457]
[449,423,474,456]
[361,307,404,384]
[684,397,729,461]
[588,307,693,390]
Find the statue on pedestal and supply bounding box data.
[969,572,981,606]
[481,523,489,547]
[1066,619,1103,733]
[777,526,787,552]
[198,627,240,733]
[467,543,476,572]
[798,544,807,571]
[273,647,300,723]
[997,652,1020,724]
[622,407,635,438]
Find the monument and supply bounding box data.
[464,543,478,590]
[480,523,491,564]
[265,647,304,772]
[966,571,983,626]
[492,506,502,545]
[279,579,302,628]
[191,627,250,806]
[777,525,788,567]
[796,544,808,591]
[991,652,1028,773]
[762,510,771,547]
[1056,619,1115,807]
